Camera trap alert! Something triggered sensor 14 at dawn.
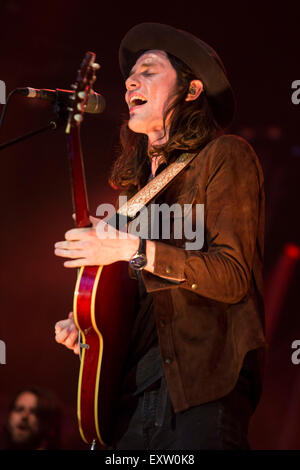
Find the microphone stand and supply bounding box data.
[0,93,68,151]
[0,120,58,151]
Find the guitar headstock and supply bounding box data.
[65,51,99,134]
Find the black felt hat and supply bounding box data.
[119,23,235,129]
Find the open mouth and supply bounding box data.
[129,95,148,109]
[17,424,30,432]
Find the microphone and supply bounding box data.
[16,87,106,114]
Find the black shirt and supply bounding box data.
[120,165,167,396]
[120,271,163,396]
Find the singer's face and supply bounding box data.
[125,50,177,136]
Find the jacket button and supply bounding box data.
[191,283,198,290]
[164,357,172,364]
[165,265,172,274]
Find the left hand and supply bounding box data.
[54,216,139,268]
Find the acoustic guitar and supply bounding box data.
[65,51,137,448]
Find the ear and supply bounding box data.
[185,79,204,101]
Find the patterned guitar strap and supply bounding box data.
[117,152,198,221]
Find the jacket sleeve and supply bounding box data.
[142,135,264,304]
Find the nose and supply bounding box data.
[21,411,28,421]
[125,73,140,91]
[20,408,30,421]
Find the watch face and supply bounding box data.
[129,253,147,270]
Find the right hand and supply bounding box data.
[55,312,79,355]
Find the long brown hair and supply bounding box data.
[109,52,220,193]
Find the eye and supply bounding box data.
[142,71,154,76]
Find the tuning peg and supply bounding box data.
[78,91,87,100]
[77,103,86,111]
[74,114,83,123]
[70,84,77,90]
[92,63,100,70]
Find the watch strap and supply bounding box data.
[129,237,147,271]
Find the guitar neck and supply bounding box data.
[67,126,91,228]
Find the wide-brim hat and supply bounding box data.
[119,23,235,129]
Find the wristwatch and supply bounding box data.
[129,237,147,271]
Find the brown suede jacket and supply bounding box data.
[134,133,266,412]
